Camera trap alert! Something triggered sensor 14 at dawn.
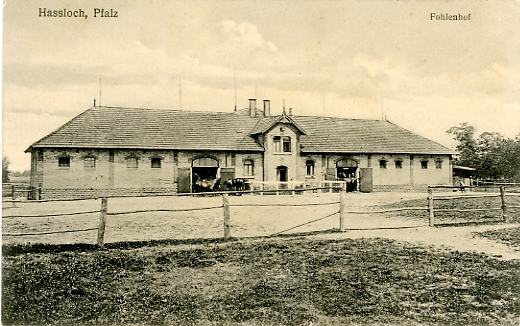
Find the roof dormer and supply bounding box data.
[249,111,306,136]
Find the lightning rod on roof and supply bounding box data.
[99,76,102,107]
[322,90,326,114]
[234,66,237,112]
[380,89,384,121]
[179,77,182,111]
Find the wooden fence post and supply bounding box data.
[223,194,231,238]
[97,197,108,247]
[428,187,435,227]
[339,189,347,231]
[500,187,509,222]
[11,185,17,208]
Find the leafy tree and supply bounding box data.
[446,123,479,167]
[447,124,520,181]
[2,157,10,183]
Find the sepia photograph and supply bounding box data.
[2,0,520,325]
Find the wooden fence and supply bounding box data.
[473,181,520,193]
[2,183,33,201]
[3,185,518,247]
[427,185,519,226]
[2,186,344,247]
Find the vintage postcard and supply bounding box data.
[2,1,520,325]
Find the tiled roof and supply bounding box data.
[249,116,279,135]
[27,106,263,151]
[250,112,306,135]
[294,116,453,154]
[28,106,454,155]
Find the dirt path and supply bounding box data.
[311,222,520,260]
[319,192,520,260]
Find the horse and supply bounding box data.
[192,174,220,193]
[225,178,245,194]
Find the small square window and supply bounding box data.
[379,160,387,169]
[58,157,70,168]
[395,160,403,169]
[151,158,161,169]
[435,160,442,169]
[127,157,138,169]
[84,157,96,168]
[421,161,428,169]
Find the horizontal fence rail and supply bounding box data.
[2,210,101,219]
[106,206,223,216]
[4,197,101,204]
[3,228,99,237]
[433,194,500,200]
[434,208,502,213]
[476,181,520,186]
[344,207,428,214]
[230,201,340,207]
[2,186,344,204]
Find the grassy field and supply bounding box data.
[3,237,520,326]
[475,227,520,250]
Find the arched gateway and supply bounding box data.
[191,157,219,192]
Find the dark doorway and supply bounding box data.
[336,158,358,192]
[192,157,219,192]
[276,166,288,182]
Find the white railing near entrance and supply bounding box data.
[245,180,347,195]
[246,181,306,195]
[319,181,347,193]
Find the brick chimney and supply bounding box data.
[249,99,256,117]
[263,100,270,117]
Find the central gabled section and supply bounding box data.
[250,111,306,182]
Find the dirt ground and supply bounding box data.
[3,191,519,260]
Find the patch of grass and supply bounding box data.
[3,238,520,325]
[475,227,520,250]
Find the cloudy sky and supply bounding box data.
[3,0,520,172]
